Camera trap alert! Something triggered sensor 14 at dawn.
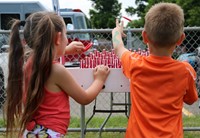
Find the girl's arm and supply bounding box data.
[49,64,110,105]
[65,41,85,55]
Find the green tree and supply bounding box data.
[177,0,200,26]
[125,0,146,28]
[89,0,121,29]
[126,0,200,27]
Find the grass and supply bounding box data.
[0,115,200,137]
[183,115,200,127]
[183,115,200,138]
[67,116,128,138]
[68,115,200,138]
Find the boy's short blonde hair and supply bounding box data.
[144,3,184,47]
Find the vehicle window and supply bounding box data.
[63,17,73,26]
[1,14,20,30]
[85,16,91,29]
[25,13,31,19]
[76,16,90,40]
[76,16,87,29]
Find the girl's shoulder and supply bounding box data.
[52,62,66,73]
[46,62,70,92]
[51,62,72,80]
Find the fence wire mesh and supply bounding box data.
[0,27,200,131]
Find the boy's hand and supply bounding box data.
[112,19,128,58]
[112,19,126,47]
[113,19,126,38]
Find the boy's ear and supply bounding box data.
[55,32,62,46]
[176,33,185,46]
[142,30,149,44]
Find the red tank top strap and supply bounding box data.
[53,61,60,64]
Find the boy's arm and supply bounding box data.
[183,63,198,105]
[112,19,128,59]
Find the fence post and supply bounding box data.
[80,105,85,138]
[127,27,132,50]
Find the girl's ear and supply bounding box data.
[176,33,185,46]
[142,30,149,44]
[55,32,62,46]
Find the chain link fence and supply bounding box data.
[0,27,200,134]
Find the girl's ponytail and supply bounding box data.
[5,19,24,137]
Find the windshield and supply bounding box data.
[76,16,90,40]
[76,16,87,29]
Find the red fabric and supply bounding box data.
[121,51,198,138]
[26,120,36,131]
[24,59,70,134]
[28,88,70,134]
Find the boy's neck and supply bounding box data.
[149,44,176,57]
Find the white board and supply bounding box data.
[67,68,130,93]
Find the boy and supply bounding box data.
[112,2,198,138]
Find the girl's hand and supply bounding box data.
[93,65,110,83]
[65,41,85,55]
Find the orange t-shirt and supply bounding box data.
[121,51,198,138]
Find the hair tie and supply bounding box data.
[20,21,26,26]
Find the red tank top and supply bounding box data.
[25,59,70,134]
[30,88,70,134]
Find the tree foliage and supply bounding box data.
[125,0,147,28]
[89,0,121,29]
[177,0,200,26]
[126,0,200,28]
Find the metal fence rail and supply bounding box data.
[0,27,200,138]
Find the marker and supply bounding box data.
[122,16,132,22]
[84,43,93,52]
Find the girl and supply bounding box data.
[5,11,110,138]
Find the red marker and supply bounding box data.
[122,16,132,22]
[84,43,93,52]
